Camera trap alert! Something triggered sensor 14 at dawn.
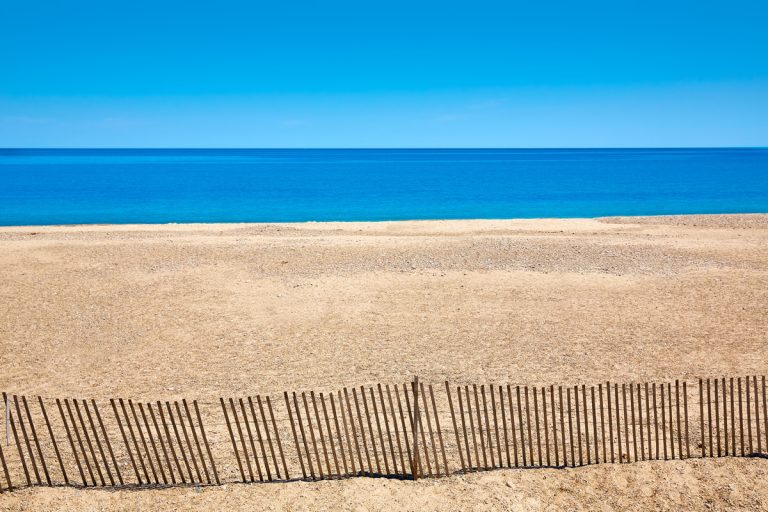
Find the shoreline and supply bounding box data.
[1,212,767,231]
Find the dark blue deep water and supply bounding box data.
[0,148,766,225]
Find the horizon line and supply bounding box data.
[2,146,767,151]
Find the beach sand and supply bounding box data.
[1,214,767,510]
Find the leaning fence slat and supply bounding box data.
[302,392,323,479]
[258,396,280,480]
[378,385,396,475]
[346,387,366,474]
[118,399,148,484]
[509,385,519,467]
[176,402,203,484]
[370,387,390,476]
[21,397,50,485]
[621,384,629,463]
[352,388,373,476]
[360,387,381,477]
[302,393,322,478]
[409,379,422,479]
[515,386,525,467]
[606,383,614,463]
[582,385,590,465]
[266,397,289,480]
[394,385,412,477]
[458,387,473,469]
[74,399,104,485]
[193,401,219,484]
[385,386,405,476]
[722,378,729,456]
[753,376,761,454]
[644,383,652,460]
[533,387,541,466]
[141,403,168,484]
[466,386,478,469]
[415,382,432,477]
[746,377,753,454]
[238,398,262,482]
[730,378,736,457]
[166,402,194,484]
[559,386,567,467]
[93,400,123,485]
[714,378,721,456]
[445,383,465,471]
[320,392,340,476]
[220,397,245,482]
[82,399,113,486]
[13,395,40,485]
[675,381,683,459]
[342,388,362,475]
[331,392,350,476]
[69,398,97,485]
[490,385,502,467]
[567,387,574,467]
[191,400,219,484]
[40,397,68,485]
[330,392,348,476]
[59,398,87,486]
[293,392,315,479]
[551,385,559,467]
[340,388,356,475]
[525,387,534,466]
[253,397,274,481]
[377,384,396,474]
[157,401,184,484]
[629,384,636,463]
[311,391,332,478]
[574,386,582,466]
[738,377,744,455]
[481,385,494,469]
[591,387,598,464]
[245,398,267,481]
[430,385,448,477]
[667,382,680,459]
[498,386,509,468]
[667,383,675,460]
[702,379,709,458]
[474,385,487,470]
[130,400,158,484]
[636,385,644,461]
[599,384,606,464]
[420,383,439,476]
[684,381,691,459]
[659,384,667,459]
[543,387,551,466]
[139,402,167,484]
[614,384,622,463]
[285,392,307,479]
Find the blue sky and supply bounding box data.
[1,0,766,147]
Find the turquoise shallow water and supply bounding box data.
[0,148,766,225]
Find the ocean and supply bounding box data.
[0,148,766,226]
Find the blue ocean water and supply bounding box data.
[0,148,766,226]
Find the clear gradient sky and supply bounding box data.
[1,0,767,147]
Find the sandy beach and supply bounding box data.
[1,214,767,510]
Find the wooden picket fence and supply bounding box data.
[1,375,767,492]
